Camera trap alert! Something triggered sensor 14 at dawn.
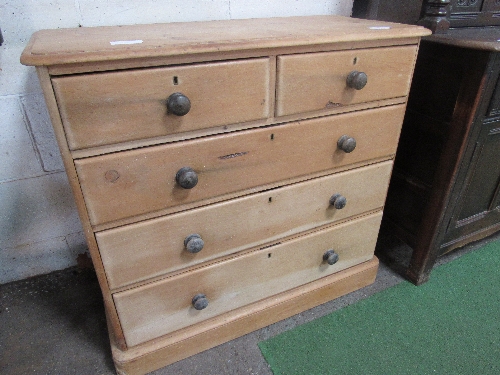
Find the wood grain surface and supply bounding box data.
[53,58,270,149]
[97,161,392,290]
[113,211,382,347]
[21,16,429,66]
[75,104,405,227]
[20,15,427,373]
[276,45,417,116]
[111,257,379,375]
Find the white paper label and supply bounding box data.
[369,26,391,30]
[109,40,144,45]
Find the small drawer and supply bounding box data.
[113,211,382,347]
[97,161,393,289]
[276,45,417,117]
[52,58,270,150]
[75,105,405,226]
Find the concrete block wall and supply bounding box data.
[0,0,353,284]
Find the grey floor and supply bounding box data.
[1,231,499,375]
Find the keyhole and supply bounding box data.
[173,76,179,85]
[269,197,273,203]
[105,170,120,183]
[353,57,357,65]
[270,133,275,140]
[268,253,272,258]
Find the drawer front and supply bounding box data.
[76,104,405,226]
[52,58,270,150]
[113,211,382,347]
[98,161,393,289]
[276,45,417,117]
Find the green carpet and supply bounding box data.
[259,240,500,375]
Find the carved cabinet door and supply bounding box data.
[441,78,500,252]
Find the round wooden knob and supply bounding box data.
[346,71,368,90]
[184,234,204,253]
[323,250,339,265]
[329,194,347,209]
[167,92,191,116]
[337,135,357,153]
[176,167,198,189]
[192,294,208,310]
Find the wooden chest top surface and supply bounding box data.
[21,15,430,66]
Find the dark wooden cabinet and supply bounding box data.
[383,32,500,284]
[353,1,500,284]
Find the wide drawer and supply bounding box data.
[276,45,417,117]
[76,104,405,226]
[113,211,383,347]
[52,58,270,150]
[98,161,392,289]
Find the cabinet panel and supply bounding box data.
[456,131,500,221]
[444,120,500,244]
[486,74,500,117]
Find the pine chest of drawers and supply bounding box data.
[21,16,429,374]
